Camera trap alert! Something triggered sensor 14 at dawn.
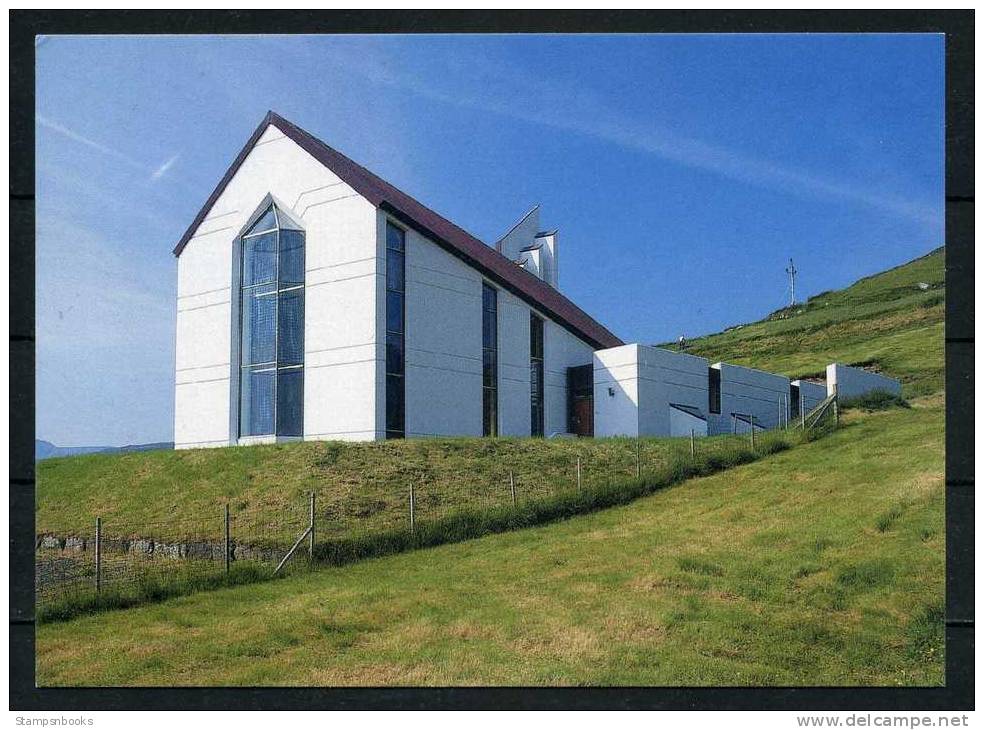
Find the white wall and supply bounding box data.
[302,191,380,442]
[402,221,484,437]
[826,363,902,400]
[594,345,709,438]
[669,406,708,438]
[593,345,642,437]
[543,317,595,434]
[175,124,379,448]
[497,289,533,437]
[708,362,790,435]
[400,220,594,438]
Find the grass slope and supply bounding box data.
[38,433,769,544]
[36,398,944,686]
[666,247,944,397]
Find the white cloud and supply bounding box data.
[38,115,146,171]
[151,154,179,181]
[39,115,185,188]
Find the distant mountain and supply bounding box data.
[35,439,173,461]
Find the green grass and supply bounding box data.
[35,398,944,686]
[36,561,272,624]
[839,391,911,413]
[37,429,798,622]
[664,247,944,397]
[36,429,785,545]
[34,246,945,685]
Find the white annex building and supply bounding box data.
[173,112,900,449]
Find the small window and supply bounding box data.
[708,367,721,415]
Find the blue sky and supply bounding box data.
[36,33,944,446]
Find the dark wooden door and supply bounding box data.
[572,397,594,437]
[567,364,594,437]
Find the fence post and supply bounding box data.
[801,394,806,429]
[309,491,315,560]
[635,438,641,478]
[409,482,415,535]
[224,504,231,573]
[576,456,582,492]
[510,470,517,507]
[95,516,102,592]
[833,398,839,427]
[690,429,696,462]
[750,416,756,449]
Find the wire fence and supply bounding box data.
[36,405,837,614]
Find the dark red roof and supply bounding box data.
[174,111,622,350]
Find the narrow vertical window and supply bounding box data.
[482,283,498,437]
[385,222,406,439]
[530,313,544,436]
[708,367,721,415]
[239,204,304,438]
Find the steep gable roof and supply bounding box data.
[174,111,622,350]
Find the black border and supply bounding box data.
[10,9,974,711]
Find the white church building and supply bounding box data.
[173,112,900,449]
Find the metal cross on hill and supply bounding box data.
[786,258,798,307]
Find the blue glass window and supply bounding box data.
[241,284,277,365]
[482,284,497,436]
[246,206,277,235]
[386,291,404,335]
[386,248,405,293]
[279,229,305,286]
[386,338,404,375]
[239,202,305,438]
[242,231,277,286]
[530,314,544,436]
[386,222,405,252]
[241,367,276,437]
[276,369,304,437]
[385,222,406,438]
[277,289,304,366]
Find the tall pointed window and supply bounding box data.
[239,203,304,438]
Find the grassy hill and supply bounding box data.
[36,398,944,686]
[37,431,782,545]
[35,246,946,685]
[665,247,944,397]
